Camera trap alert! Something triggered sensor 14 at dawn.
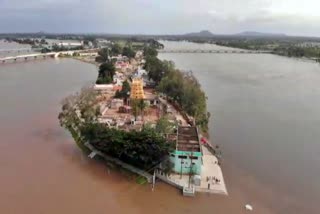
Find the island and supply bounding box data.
[58,40,227,196]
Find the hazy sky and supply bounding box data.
[1,0,320,36]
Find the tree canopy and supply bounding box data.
[157,70,209,131]
[80,123,173,169]
[111,43,122,56]
[122,46,136,59]
[114,80,131,100]
[96,62,115,84]
[95,48,109,63]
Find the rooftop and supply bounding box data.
[177,126,201,152]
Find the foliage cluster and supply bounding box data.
[96,62,115,84]
[157,70,209,131]
[114,80,131,100]
[80,123,173,169]
[143,46,209,131]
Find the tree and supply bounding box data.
[130,99,140,121]
[145,57,174,84]
[156,69,209,131]
[138,99,148,121]
[95,48,109,63]
[122,46,136,59]
[80,123,174,169]
[96,62,115,84]
[114,80,131,103]
[111,43,122,56]
[58,86,101,151]
[143,46,158,57]
[156,116,175,135]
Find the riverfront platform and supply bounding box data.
[156,145,228,195]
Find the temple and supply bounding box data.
[130,78,145,99]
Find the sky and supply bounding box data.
[1,0,320,37]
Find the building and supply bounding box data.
[110,99,124,109]
[58,41,83,47]
[79,52,98,57]
[115,61,129,70]
[170,126,202,175]
[130,78,145,99]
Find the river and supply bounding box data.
[0,40,319,214]
[159,41,320,213]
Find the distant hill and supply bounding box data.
[183,30,215,37]
[235,31,287,37]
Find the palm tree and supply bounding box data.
[130,99,140,121]
[138,99,148,121]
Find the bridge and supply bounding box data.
[0,49,99,63]
[158,49,272,54]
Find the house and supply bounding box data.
[115,61,130,70]
[169,126,202,175]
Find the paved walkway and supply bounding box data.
[158,97,188,126]
[198,146,227,194]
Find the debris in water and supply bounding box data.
[245,204,253,211]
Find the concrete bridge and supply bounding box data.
[0,49,99,63]
[158,49,272,54]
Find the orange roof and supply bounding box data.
[113,85,122,91]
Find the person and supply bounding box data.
[208,183,210,189]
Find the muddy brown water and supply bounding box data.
[0,41,319,213]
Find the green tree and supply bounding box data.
[80,123,173,169]
[157,69,209,131]
[96,62,116,84]
[114,80,131,103]
[138,99,148,121]
[143,46,158,57]
[156,116,175,135]
[122,46,136,59]
[130,99,140,121]
[95,48,109,63]
[144,57,174,84]
[111,43,122,56]
[58,86,101,151]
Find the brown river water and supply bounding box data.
[0,40,319,214]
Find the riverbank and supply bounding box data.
[72,56,100,67]
[214,41,320,62]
